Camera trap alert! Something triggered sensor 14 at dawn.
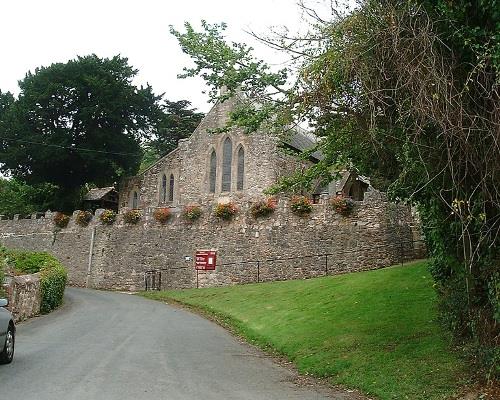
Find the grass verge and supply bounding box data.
[141,260,468,400]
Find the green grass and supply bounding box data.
[141,260,467,400]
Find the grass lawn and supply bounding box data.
[141,260,468,400]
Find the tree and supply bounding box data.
[148,100,204,157]
[0,55,162,210]
[0,178,57,217]
[171,0,499,374]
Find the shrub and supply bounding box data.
[330,195,355,216]
[250,198,277,218]
[99,209,117,225]
[182,205,202,222]
[2,249,67,313]
[75,210,92,226]
[214,202,238,220]
[289,196,313,216]
[153,207,171,223]
[123,209,142,224]
[53,212,70,228]
[39,259,67,314]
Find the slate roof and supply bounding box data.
[283,126,323,161]
[84,187,116,201]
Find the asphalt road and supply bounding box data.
[0,288,343,400]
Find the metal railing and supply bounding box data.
[144,239,426,290]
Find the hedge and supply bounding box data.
[1,248,67,313]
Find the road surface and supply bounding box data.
[0,288,346,400]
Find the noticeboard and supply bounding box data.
[195,250,217,270]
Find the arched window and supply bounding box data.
[132,191,138,209]
[221,137,232,192]
[169,174,174,202]
[209,150,217,193]
[237,147,244,191]
[161,174,167,203]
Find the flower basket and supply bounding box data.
[99,209,117,225]
[250,198,277,219]
[153,207,171,224]
[182,205,202,222]
[330,196,355,216]
[214,202,238,221]
[75,210,92,227]
[123,209,142,224]
[53,212,70,228]
[289,196,313,216]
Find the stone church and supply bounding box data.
[120,93,371,211]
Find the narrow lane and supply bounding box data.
[0,288,337,400]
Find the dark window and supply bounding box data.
[209,150,217,193]
[132,191,138,209]
[237,147,244,191]
[169,174,174,202]
[161,174,167,202]
[222,137,232,192]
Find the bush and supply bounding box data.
[250,198,277,218]
[99,209,117,225]
[330,195,355,216]
[75,210,92,226]
[2,249,67,313]
[39,259,67,314]
[289,196,313,216]
[53,212,70,228]
[123,209,142,224]
[214,202,238,220]
[153,207,171,223]
[182,205,202,222]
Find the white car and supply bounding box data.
[0,298,15,364]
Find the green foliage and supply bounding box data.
[99,209,117,225]
[182,205,202,222]
[289,196,312,216]
[330,196,355,216]
[171,1,499,373]
[39,259,67,314]
[0,55,162,211]
[249,198,276,218]
[143,261,468,400]
[75,210,92,227]
[148,100,204,157]
[1,248,67,313]
[153,207,171,224]
[53,212,70,228]
[123,209,141,224]
[0,178,57,217]
[213,202,238,220]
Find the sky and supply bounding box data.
[0,0,336,112]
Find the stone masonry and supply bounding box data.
[0,194,424,291]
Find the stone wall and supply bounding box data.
[3,273,41,323]
[0,196,424,292]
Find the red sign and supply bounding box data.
[195,250,217,270]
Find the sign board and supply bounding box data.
[195,250,217,270]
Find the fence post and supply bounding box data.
[325,254,328,275]
[196,269,199,289]
[145,273,148,291]
[257,261,260,283]
[158,271,162,291]
[400,239,404,267]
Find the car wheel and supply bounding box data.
[0,325,15,364]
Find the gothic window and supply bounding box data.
[237,147,244,191]
[209,150,217,193]
[132,191,138,209]
[169,174,174,202]
[161,174,167,203]
[222,137,232,192]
